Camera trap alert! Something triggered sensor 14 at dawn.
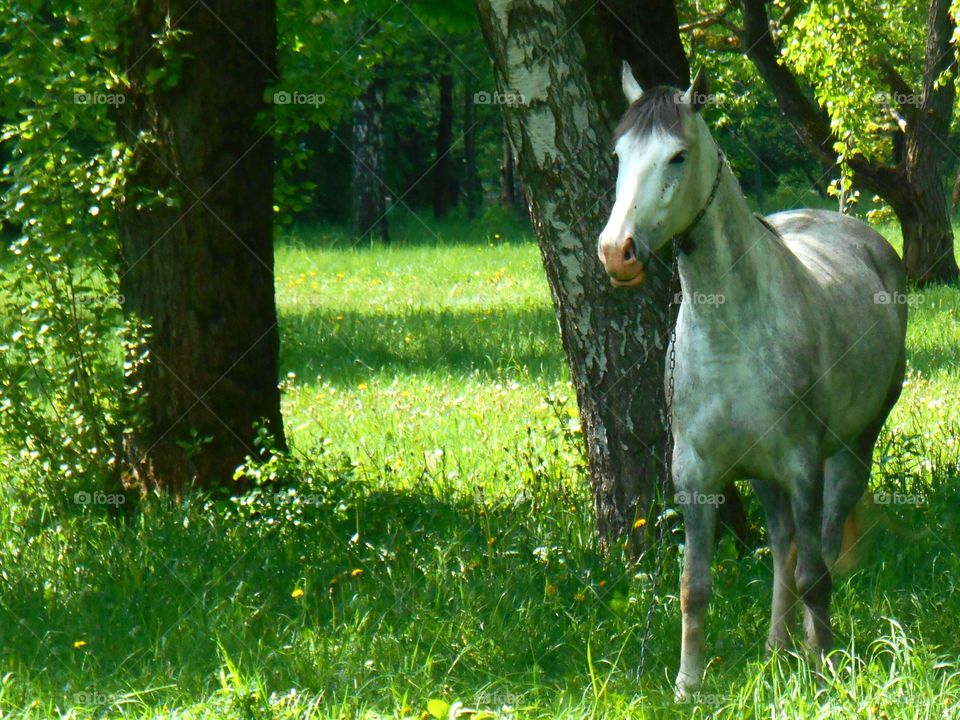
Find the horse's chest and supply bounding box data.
[669,328,815,478]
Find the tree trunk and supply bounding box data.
[117,0,285,495]
[500,118,517,209]
[898,0,958,283]
[475,0,672,550]
[352,75,389,243]
[433,72,455,219]
[898,194,957,282]
[951,167,960,211]
[463,72,480,220]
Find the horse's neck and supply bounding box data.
[677,167,786,317]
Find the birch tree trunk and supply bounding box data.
[351,75,389,244]
[475,0,676,549]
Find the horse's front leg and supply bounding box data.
[674,483,718,700]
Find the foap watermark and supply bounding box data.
[673,89,719,108]
[74,91,125,106]
[474,90,527,106]
[873,491,923,506]
[264,492,327,506]
[675,291,725,306]
[873,91,924,108]
[74,292,125,307]
[74,491,126,507]
[675,490,726,507]
[74,691,113,706]
[874,290,923,307]
[273,90,326,108]
[677,691,732,705]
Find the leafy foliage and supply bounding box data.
[0,2,139,499]
[780,0,939,201]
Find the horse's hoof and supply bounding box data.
[674,674,700,703]
[765,635,794,655]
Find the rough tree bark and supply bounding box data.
[118,0,285,494]
[737,0,959,284]
[475,0,747,550]
[352,74,389,243]
[500,118,517,209]
[897,0,957,281]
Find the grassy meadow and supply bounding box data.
[1,211,960,718]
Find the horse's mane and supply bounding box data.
[612,86,686,145]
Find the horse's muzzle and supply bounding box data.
[599,236,647,288]
[610,265,647,287]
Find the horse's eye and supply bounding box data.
[669,151,687,165]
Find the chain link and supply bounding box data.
[637,234,681,678]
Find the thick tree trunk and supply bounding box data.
[433,73,455,219]
[898,0,958,283]
[898,196,957,282]
[352,75,389,243]
[463,73,480,220]
[118,0,285,495]
[475,0,671,549]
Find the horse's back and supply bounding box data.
[765,209,906,300]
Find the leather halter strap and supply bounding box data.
[674,145,725,255]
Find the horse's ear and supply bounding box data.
[621,61,643,104]
[681,67,710,113]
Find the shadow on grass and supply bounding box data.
[4,458,960,715]
[0,473,686,713]
[280,306,566,384]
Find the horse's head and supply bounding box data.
[598,63,713,287]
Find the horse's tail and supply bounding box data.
[831,491,925,575]
[831,498,868,575]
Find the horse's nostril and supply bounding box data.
[623,237,637,264]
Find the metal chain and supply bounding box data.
[637,234,681,678]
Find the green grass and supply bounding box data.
[2,214,960,718]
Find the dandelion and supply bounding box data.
[350,568,364,578]
[291,588,304,599]
[545,583,558,597]
[73,640,87,649]
[633,518,647,530]
[574,591,586,602]
[358,383,368,391]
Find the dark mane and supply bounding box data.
[612,86,686,144]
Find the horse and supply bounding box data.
[597,63,908,699]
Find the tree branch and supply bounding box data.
[737,0,904,203]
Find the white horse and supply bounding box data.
[598,64,907,699]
